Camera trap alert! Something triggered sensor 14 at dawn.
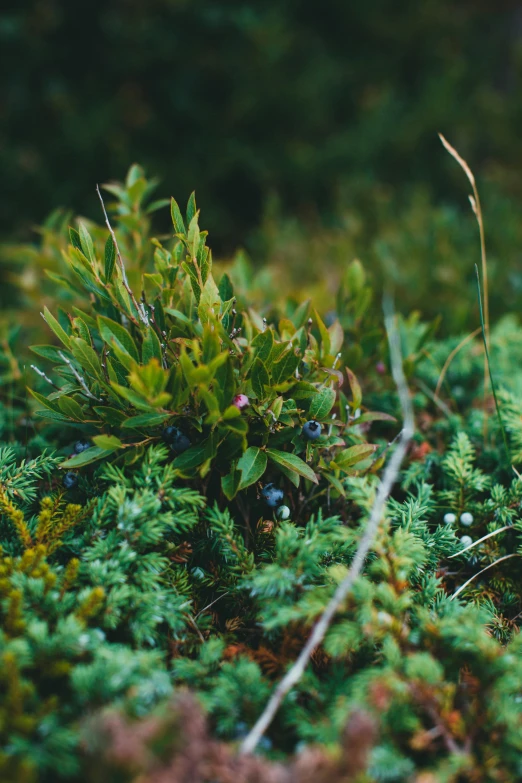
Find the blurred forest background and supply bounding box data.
[2,0,522,330]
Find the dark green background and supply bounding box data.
[2,0,522,250]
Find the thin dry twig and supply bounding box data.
[434,327,482,400]
[448,525,511,559]
[451,553,519,601]
[96,184,149,326]
[30,364,60,390]
[240,298,414,756]
[58,351,101,402]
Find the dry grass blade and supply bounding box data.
[240,297,414,756]
[439,133,489,426]
[448,525,511,559]
[434,327,482,400]
[451,553,519,601]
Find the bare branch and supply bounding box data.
[58,351,101,402]
[240,298,414,756]
[95,184,149,326]
[30,365,60,390]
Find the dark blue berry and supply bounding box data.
[63,472,78,489]
[302,420,322,440]
[261,483,284,508]
[74,440,91,454]
[170,433,191,454]
[162,426,181,444]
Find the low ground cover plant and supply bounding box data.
[2,167,522,782]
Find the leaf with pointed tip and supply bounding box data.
[251,358,270,399]
[42,306,71,348]
[252,329,274,364]
[92,434,123,450]
[170,198,186,235]
[346,368,362,410]
[271,348,300,384]
[142,328,163,364]
[70,337,104,382]
[266,449,318,484]
[58,396,85,421]
[186,192,197,225]
[78,223,96,266]
[237,447,267,490]
[30,345,64,362]
[98,316,139,362]
[334,444,377,469]
[222,467,242,500]
[61,445,118,468]
[104,235,116,281]
[309,387,336,420]
[69,227,82,252]
[121,412,171,429]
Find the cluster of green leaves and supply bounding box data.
[27,173,393,512]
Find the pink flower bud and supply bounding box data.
[233,394,249,410]
[376,361,386,375]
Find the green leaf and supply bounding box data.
[121,412,171,429]
[334,444,377,469]
[251,358,270,399]
[346,368,362,410]
[252,329,274,364]
[186,192,197,225]
[70,337,104,381]
[218,273,234,302]
[314,309,331,356]
[309,387,336,420]
[69,227,82,252]
[275,463,300,487]
[72,317,91,344]
[58,396,85,421]
[198,276,221,324]
[292,381,319,401]
[42,306,71,348]
[30,344,64,362]
[61,446,117,468]
[237,447,268,490]
[187,214,200,258]
[181,261,201,304]
[93,406,127,425]
[78,223,96,265]
[170,198,186,235]
[142,328,163,364]
[34,409,72,423]
[172,441,212,472]
[222,467,241,500]
[98,316,139,362]
[323,472,346,497]
[266,449,318,484]
[271,348,300,384]
[104,235,116,281]
[28,388,62,414]
[92,434,123,450]
[111,383,157,411]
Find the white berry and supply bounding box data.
[460,512,474,527]
[460,535,473,548]
[276,505,291,521]
[444,513,456,525]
